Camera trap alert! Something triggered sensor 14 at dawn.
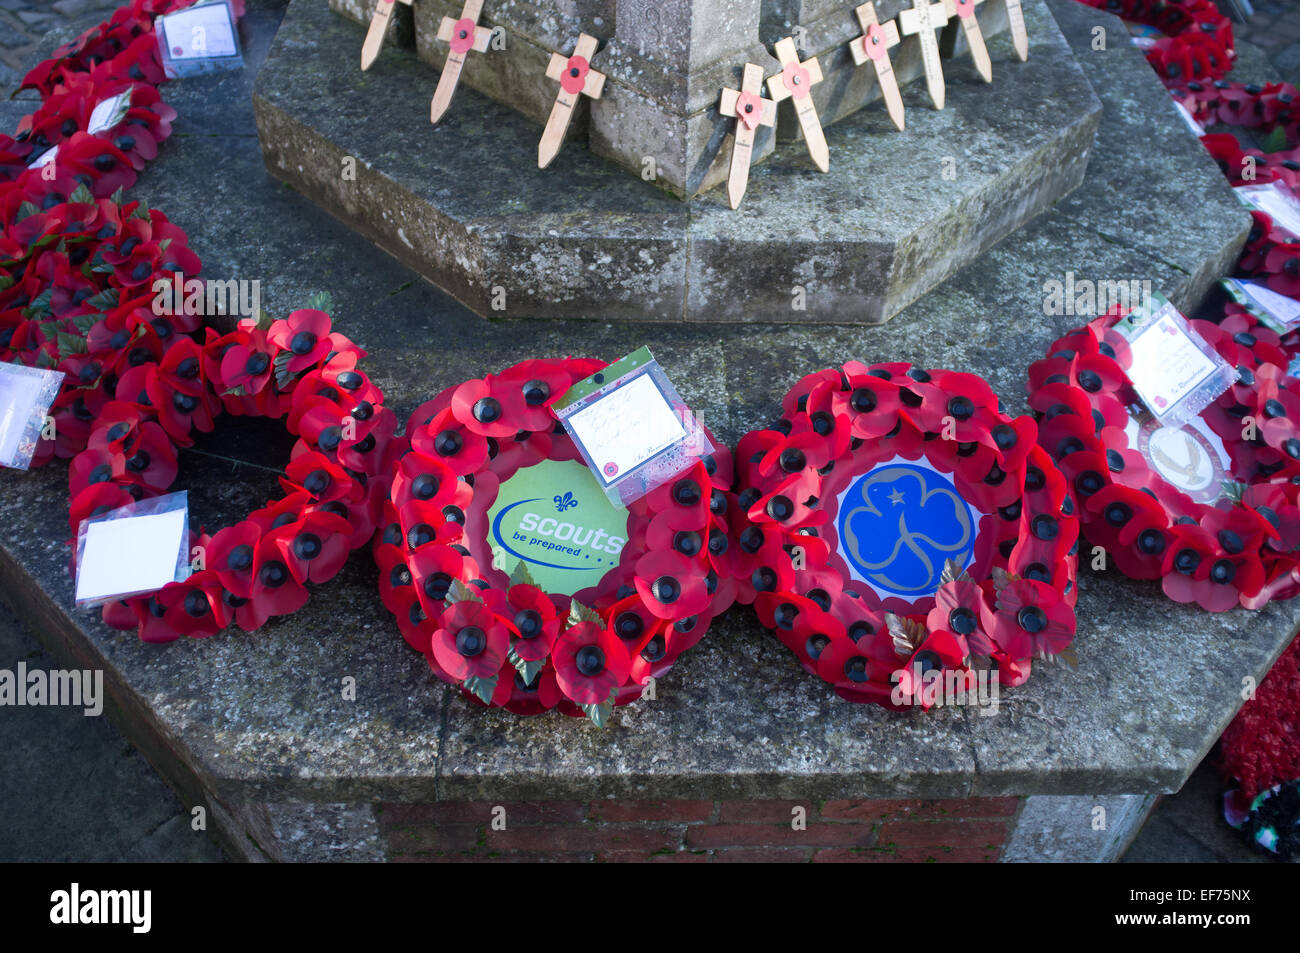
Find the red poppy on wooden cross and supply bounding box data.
[849,1,905,132]
[1005,0,1029,61]
[360,0,413,71]
[539,33,606,169]
[431,0,493,124]
[898,0,950,110]
[766,37,828,173]
[719,63,777,208]
[942,0,992,83]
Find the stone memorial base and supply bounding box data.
[0,0,1274,862]
[257,0,1100,324]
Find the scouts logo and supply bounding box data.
[836,461,978,600]
[488,459,629,596]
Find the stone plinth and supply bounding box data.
[329,0,1025,198]
[1,0,1262,862]
[257,0,1100,323]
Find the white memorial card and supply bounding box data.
[1236,182,1300,241]
[0,363,63,470]
[87,91,133,135]
[74,493,190,605]
[162,2,238,59]
[1224,277,1300,332]
[1117,296,1233,426]
[566,372,687,486]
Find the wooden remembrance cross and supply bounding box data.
[539,33,606,169]
[431,0,493,123]
[719,63,777,208]
[1006,0,1030,61]
[942,0,992,84]
[360,0,413,71]
[767,37,829,173]
[849,1,905,132]
[898,0,950,110]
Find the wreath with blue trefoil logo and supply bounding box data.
[373,358,737,725]
[731,361,1080,709]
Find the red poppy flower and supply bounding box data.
[829,370,902,439]
[269,510,353,584]
[429,600,510,682]
[409,406,490,476]
[409,544,472,618]
[927,577,993,657]
[507,583,564,662]
[69,444,126,496]
[116,420,177,491]
[891,629,970,709]
[634,549,709,620]
[280,453,358,506]
[219,338,275,396]
[264,308,332,375]
[981,578,1075,660]
[448,376,520,439]
[247,534,310,618]
[551,621,631,706]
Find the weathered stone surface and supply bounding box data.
[260,0,1099,323]
[388,0,1022,196]
[0,0,1277,860]
[1002,794,1158,862]
[329,0,413,54]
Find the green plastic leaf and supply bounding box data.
[222,384,246,397]
[22,287,53,319]
[1260,125,1289,155]
[86,287,119,311]
[568,598,603,628]
[461,674,498,705]
[1220,481,1247,505]
[55,331,88,357]
[69,183,95,206]
[131,201,150,221]
[0,274,14,293]
[579,687,618,729]
[110,186,126,206]
[507,645,545,687]
[508,560,538,590]
[35,350,56,369]
[304,291,334,315]
[255,309,274,333]
[446,578,482,605]
[272,349,296,390]
[15,201,39,223]
[71,312,100,334]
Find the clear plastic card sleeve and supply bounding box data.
[154,0,243,79]
[0,363,64,471]
[554,347,714,508]
[1112,292,1235,428]
[74,491,191,608]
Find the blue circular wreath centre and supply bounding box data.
[836,462,978,599]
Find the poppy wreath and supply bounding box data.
[373,358,737,724]
[730,362,1080,710]
[1076,0,1234,85]
[1174,80,1299,173]
[2,0,244,467]
[1028,306,1300,612]
[66,300,402,641]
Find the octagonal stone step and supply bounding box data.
[255,0,1099,324]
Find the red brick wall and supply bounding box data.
[379,797,1023,862]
